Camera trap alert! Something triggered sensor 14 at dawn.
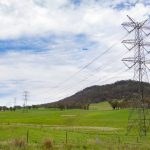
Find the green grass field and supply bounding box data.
[0,102,149,149]
[89,101,112,110]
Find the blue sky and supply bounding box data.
[0,34,96,53]
[0,0,149,106]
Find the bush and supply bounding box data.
[43,139,53,150]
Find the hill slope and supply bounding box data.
[43,80,150,109]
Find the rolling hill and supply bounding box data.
[41,80,150,109]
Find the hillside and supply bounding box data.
[42,80,150,109]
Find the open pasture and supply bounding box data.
[0,102,149,149]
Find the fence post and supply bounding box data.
[118,136,120,143]
[66,130,68,144]
[27,130,29,144]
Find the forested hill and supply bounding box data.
[41,80,150,109]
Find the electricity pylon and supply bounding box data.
[122,15,150,136]
[23,91,29,112]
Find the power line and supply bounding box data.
[46,39,150,104]
[54,33,129,88]
[48,49,129,98]
[47,67,129,102]
[44,19,148,102]
[44,49,131,101]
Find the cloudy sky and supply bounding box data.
[0,0,150,106]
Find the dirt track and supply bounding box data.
[0,123,119,131]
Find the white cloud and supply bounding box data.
[0,0,149,106]
[0,0,149,39]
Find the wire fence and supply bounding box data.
[0,123,149,149]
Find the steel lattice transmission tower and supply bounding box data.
[23,91,29,112]
[122,15,150,136]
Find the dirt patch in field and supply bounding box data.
[61,115,76,117]
[52,126,119,131]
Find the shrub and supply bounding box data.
[43,139,53,150]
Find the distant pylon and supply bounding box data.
[122,15,150,136]
[23,91,29,112]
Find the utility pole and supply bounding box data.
[122,15,150,136]
[23,91,29,112]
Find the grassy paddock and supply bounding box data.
[0,107,128,128]
[89,101,112,110]
[0,103,149,149]
[0,124,149,150]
